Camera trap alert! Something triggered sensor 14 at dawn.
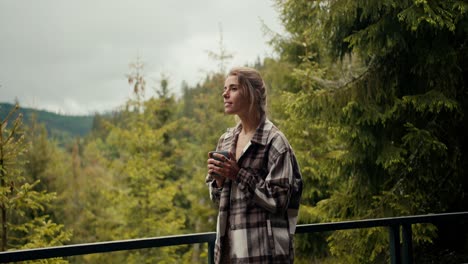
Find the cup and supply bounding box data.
[209,151,230,177]
[209,150,230,162]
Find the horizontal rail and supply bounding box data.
[295,211,468,234]
[0,232,217,263]
[0,212,467,263]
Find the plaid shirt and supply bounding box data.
[206,118,303,264]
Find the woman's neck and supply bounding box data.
[238,114,261,135]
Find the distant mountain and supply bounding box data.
[0,102,94,139]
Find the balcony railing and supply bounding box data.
[0,212,467,264]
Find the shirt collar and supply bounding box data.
[224,116,271,146]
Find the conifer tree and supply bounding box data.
[80,67,195,263]
[206,23,234,74]
[274,0,468,262]
[0,105,70,257]
[23,113,53,191]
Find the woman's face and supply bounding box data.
[223,75,249,116]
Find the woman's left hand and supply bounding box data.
[213,152,240,180]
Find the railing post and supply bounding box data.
[389,225,401,264]
[208,240,215,264]
[401,224,413,264]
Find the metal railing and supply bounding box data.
[0,212,467,264]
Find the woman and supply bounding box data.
[206,67,303,263]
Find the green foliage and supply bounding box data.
[8,64,236,260]
[3,2,467,261]
[273,0,468,262]
[49,71,235,263]
[0,105,71,258]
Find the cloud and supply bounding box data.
[0,0,283,115]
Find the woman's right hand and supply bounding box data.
[207,153,226,187]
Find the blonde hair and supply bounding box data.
[228,67,267,120]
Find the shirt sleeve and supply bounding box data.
[235,148,293,214]
[206,173,223,204]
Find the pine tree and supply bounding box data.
[274,0,468,262]
[0,105,71,258]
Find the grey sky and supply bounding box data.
[0,0,283,115]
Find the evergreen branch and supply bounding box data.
[1,104,19,130]
[312,57,375,92]
[5,114,23,143]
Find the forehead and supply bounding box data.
[224,75,239,86]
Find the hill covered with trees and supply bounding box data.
[0,102,94,140]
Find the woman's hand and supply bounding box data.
[207,152,240,186]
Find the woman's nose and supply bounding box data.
[223,90,229,98]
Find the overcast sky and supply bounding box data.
[0,0,284,115]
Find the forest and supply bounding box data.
[1,0,468,263]
[0,102,94,140]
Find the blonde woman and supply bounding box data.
[206,67,303,263]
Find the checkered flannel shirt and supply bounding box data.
[206,118,303,264]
